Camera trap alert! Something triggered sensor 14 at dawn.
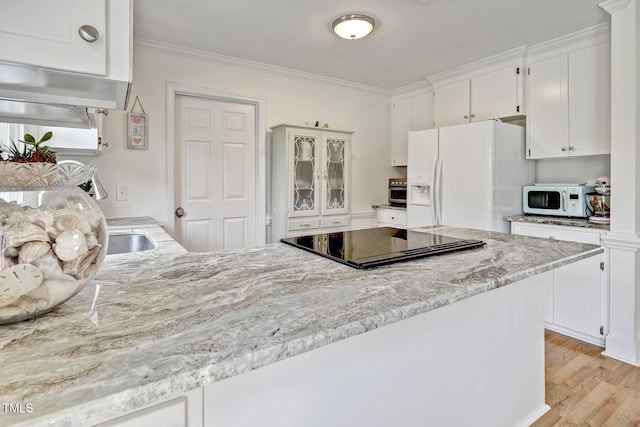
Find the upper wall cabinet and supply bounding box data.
[433,65,522,128]
[429,48,525,129]
[391,89,433,166]
[527,40,611,159]
[0,0,107,76]
[0,0,132,110]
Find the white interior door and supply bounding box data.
[175,95,256,252]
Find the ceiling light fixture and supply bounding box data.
[332,14,375,40]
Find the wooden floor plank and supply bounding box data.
[533,330,640,427]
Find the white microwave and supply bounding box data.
[523,185,594,217]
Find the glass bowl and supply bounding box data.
[0,163,107,324]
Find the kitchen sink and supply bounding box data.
[107,231,156,255]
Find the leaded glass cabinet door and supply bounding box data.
[289,130,320,217]
[322,133,349,215]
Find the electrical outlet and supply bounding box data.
[116,185,128,201]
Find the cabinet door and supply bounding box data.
[321,133,349,216]
[471,66,520,121]
[433,80,470,128]
[553,255,602,339]
[527,55,569,159]
[289,130,320,217]
[391,97,412,166]
[568,42,611,156]
[96,388,203,427]
[0,0,107,76]
[412,91,434,131]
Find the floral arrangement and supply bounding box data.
[0,132,57,163]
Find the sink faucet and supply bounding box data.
[58,160,109,200]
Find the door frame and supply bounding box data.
[166,82,267,246]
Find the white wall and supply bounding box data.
[535,155,611,185]
[93,42,393,225]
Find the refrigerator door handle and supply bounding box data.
[429,156,438,224]
[435,156,443,225]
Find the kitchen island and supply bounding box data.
[0,219,603,426]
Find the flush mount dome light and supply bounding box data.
[332,14,375,40]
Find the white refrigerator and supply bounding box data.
[407,120,534,233]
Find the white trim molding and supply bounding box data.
[601,231,640,251]
[427,46,527,86]
[527,22,611,59]
[165,82,268,246]
[599,0,632,14]
[601,232,640,366]
[137,39,390,95]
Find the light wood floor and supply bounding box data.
[533,330,640,426]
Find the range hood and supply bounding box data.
[0,61,130,129]
[0,99,96,129]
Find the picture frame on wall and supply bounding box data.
[127,96,148,150]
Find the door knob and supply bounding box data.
[175,207,185,218]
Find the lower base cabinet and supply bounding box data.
[95,388,203,427]
[375,208,408,228]
[511,222,609,346]
[511,222,608,346]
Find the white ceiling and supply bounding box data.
[133,0,609,91]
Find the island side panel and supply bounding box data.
[203,275,549,427]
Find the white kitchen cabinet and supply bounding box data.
[270,124,353,242]
[375,208,408,228]
[95,388,203,427]
[526,41,611,159]
[0,0,107,76]
[511,222,608,346]
[0,0,132,110]
[391,90,433,166]
[433,64,522,128]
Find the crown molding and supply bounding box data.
[599,0,632,15]
[527,22,611,58]
[426,46,528,85]
[391,80,433,97]
[133,38,391,95]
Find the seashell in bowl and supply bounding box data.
[0,264,44,307]
[53,229,89,262]
[3,221,50,249]
[53,209,92,234]
[18,241,51,264]
[0,185,107,324]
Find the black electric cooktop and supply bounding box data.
[281,227,486,269]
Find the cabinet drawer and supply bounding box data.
[320,216,350,229]
[288,218,320,232]
[376,209,408,227]
[511,223,602,245]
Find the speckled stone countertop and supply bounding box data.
[1,219,602,426]
[505,214,610,231]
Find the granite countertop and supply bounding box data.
[372,204,407,211]
[504,214,610,231]
[1,219,602,426]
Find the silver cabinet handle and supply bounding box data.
[569,146,575,151]
[79,25,99,43]
[391,216,395,220]
[175,207,185,218]
[470,114,476,118]
[332,221,341,225]
[549,236,555,240]
[463,115,469,119]
[562,191,566,212]
[561,147,567,152]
